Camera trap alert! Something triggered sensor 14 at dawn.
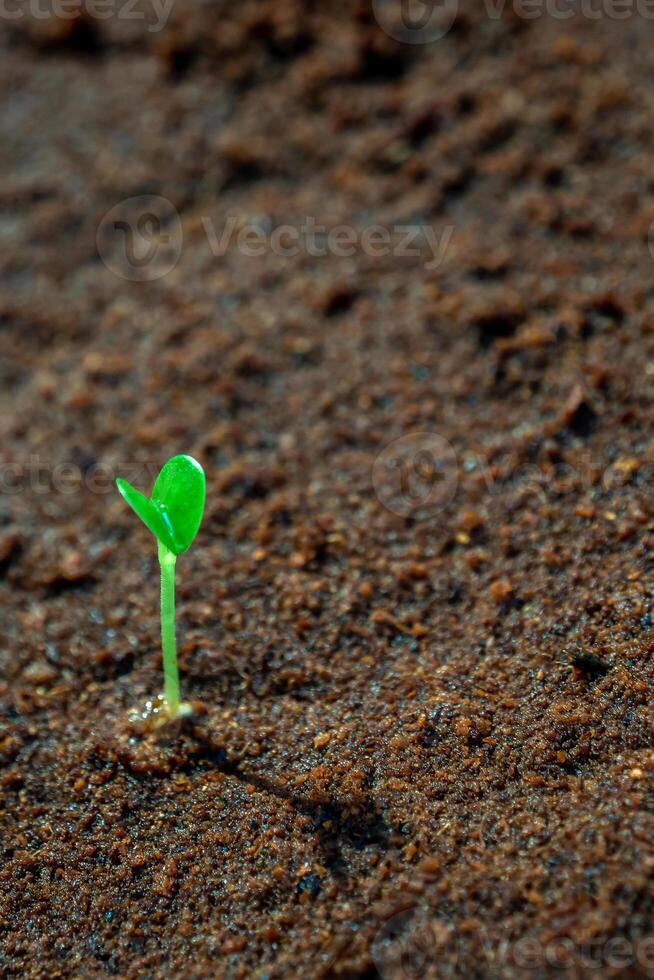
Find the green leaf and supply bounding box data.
[116,477,177,554]
[115,455,205,555]
[116,478,178,553]
[151,455,206,554]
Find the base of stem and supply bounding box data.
[162,698,194,724]
[130,694,194,731]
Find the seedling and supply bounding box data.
[116,455,206,722]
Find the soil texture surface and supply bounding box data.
[2,2,654,978]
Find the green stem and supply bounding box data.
[158,541,180,718]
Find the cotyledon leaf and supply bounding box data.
[116,478,179,553]
[116,455,206,555]
[151,455,206,554]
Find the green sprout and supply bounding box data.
[116,455,206,722]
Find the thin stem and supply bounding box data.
[158,541,180,718]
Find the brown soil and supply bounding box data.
[2,3,654,978]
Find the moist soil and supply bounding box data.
[2,3,654,978]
